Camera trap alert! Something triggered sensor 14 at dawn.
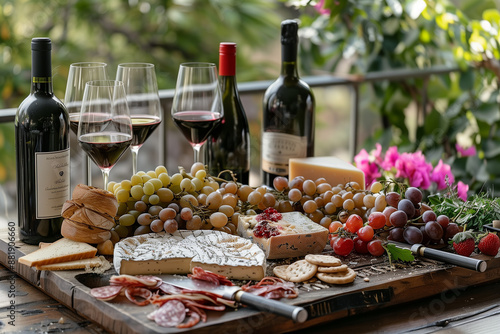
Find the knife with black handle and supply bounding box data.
[388,240,487,272]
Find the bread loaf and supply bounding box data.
[72,184,118,217]
[18,238,97,267]
[61,219,111,244]
[62,201,114,230]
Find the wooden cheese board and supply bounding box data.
[2,226,500,334]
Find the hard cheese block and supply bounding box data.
[237,211,329,259]
[289,156,365,189]
[114,230,266,280]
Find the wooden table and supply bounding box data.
[2,261,500,333]
[2,225,500,333]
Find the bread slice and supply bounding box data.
[36,256,105,271]
[18,238,97,267]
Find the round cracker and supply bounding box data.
[317,264,349,273]
[305,254,341,267]
[285,260,317,283]
[273,265,290,280]
[316,267,356,285]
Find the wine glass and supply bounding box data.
[78,80,132,189]
[116,63,162,174]
[171,62,223,163]
[65,62,108,186]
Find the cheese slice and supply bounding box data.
[237,212,329,259]
[289,156,365,189]
[113,230,266,280]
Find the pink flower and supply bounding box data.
[314,0,331,15]
[455,144,476,157]
[394,151,433,189]
[431,160,455,190]
[354,148,381,186]
[372,143,383,165]
[381,146,399,171]
[456,181,469,201]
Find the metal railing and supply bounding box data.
[1,65,461,163]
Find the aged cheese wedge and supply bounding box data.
[114,230,266,280]
[237,211,329,259]
[289,156,365,189]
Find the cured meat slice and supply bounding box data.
[188,267,234,286]
[159,282,185,295]
[241,277,298,299]
[154,300,186,328]
[125,287,153,306]
[90,285,123,301]
[177,309,201,329]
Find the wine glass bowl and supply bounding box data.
[171,62,223,163]
[78,80,132,189]
[65,62,108,186]
[116,63,162,174]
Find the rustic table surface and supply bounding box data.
[2,260,500,333]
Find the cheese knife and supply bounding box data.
[161,275,308,323]
[387,240,487,272]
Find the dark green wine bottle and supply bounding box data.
[15,37,70,244]
[205,42,250,184]
[261,20,315,187]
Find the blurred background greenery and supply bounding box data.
[1,0,499,206]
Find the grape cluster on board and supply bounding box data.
[105,163,455,257]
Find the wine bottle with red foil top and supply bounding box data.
[205,42,250,184]
[261,20,315,187]
[15,37,70,244]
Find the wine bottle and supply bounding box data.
[15,37,70,245]
[261,20,315,187]
[205,42,250,184]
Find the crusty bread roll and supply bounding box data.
[62,201,115,230]
[61,219,111,244]
[72,184,118,217]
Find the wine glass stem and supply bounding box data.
[193,146,201,163]
[131,146,140,175]
[102,169,110,191]
[86,156,92,186]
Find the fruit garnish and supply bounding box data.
[451,231,476,257]
[253,221,281,238]
[478,232,500,256]
[255,207,282,222]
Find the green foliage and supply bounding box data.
[0,0,281,108]
[288,0,500,196]
[385,243,415,262]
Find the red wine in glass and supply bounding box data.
[172,111,222,145]
[131,115,161,147]
[78,132,132,169]
[70,112,111,135]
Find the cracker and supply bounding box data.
[285,260,317,282]
[316,267,356,284]
[317,264,348,273]
[273,265,290,280]
[305,254,341,267]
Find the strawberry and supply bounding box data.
[478,233,500,256]
[451,231,475,257]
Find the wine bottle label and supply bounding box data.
[35,148,70,219]
[261,132,307,175]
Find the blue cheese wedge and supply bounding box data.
[113,230,266,280]
[237,211,329,259]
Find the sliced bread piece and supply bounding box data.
[36,256,105,271]
[18,238,97,267]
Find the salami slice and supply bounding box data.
[154,300,186,328]
[136,275,163,287]
[177,309,201,329]
[189,267,234,286]
[159,282,184,295]
[90,285,123,301]
[125,287,153,306]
